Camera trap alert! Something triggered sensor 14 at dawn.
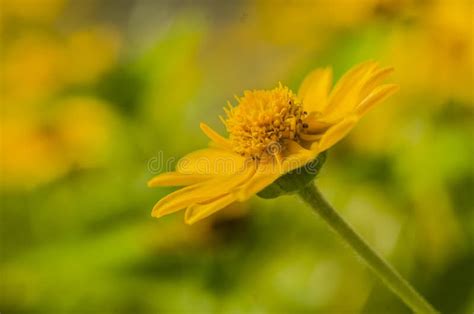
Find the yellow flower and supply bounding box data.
[148,61,398,224]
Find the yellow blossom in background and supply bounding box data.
[386,0,473,103]
[52,96,117,168]
[0,0,65,22]
[149,61,398,224]
[254,0,378,45]
[0,2,121,189]
[0,115,69,189]
[1,33,65,105]
[0,25,120,106]
[0,96,116,189]
[64,27,121,85]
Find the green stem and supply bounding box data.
[298,184,438,314]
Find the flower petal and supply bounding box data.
[236,141,317,201]
[360,67,394,100]
[282,140,318,172]
[152,162,256,218]
[304,112,335,133]
[184,194,237,225]
[148,172,211,187]
[298,67,332,112]
[200,122,231,149]
[355,84,399,117]
[316,116,359,152]
[324,61,379,121]
[152,184,210,218]
[177,148,246,176]
[299,132,324,142]
[236,159,281,201]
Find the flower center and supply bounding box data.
[224,84,307,159]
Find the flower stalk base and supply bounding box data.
[298,184,438,314]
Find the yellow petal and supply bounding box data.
[236,159,281,201]
[282,140,318,172]
[329,61,377,101]
[148,172,211,187]
[298,67,332,112]
[184,194,236,225]
[152,184,209,218]
[304,112,335,133]
[176,148,245,176]
[152,162,256,218]
[200,122,231,149]
[324,61,379,121]
[299,132,324,142]
[316,116,359,152]
[236,141,317,201]
[360,67,394,100]
[356,84,399,117]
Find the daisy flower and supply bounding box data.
[148,61,398,224]
[146,62,438,314]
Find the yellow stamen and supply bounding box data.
[224,84,306,158]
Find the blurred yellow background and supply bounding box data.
[1,0,473,313]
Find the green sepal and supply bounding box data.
[257,151,327,199]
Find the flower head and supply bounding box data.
[225,84,306,159]
[148,61,398,224]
